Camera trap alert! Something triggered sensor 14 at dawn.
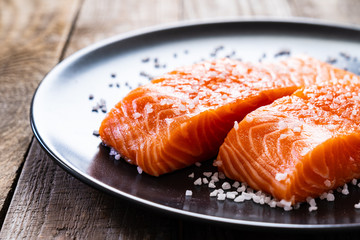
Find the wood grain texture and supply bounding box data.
[64,0,182,58]
[2,0,360,239]
[0,0,81,222]
[0,141,179,239]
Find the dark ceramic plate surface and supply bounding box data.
[31,19,360,230]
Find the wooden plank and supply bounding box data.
[0,0,81,222]
[287,0,360,23]
[183,0,360,24]
[0,141,179,239]
[64,0,182,57]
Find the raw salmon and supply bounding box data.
[99,56,350,176]
[215,74,360,203]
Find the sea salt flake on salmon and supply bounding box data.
[99,56,353,176]
[216,75,360,204]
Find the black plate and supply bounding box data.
[31,19,360,230]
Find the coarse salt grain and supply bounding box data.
[210,190,218,197]
[326,193,335,201]
[232,181,240,188]
[355,202,360,209]
[185,190,192,196]
[226,192,238,199]
[133,112,142,119]
[237,186,246,192]
[194,162,202,167]
[234,195,245,202]
[252,195,261,203]
[308,206,318,212]
[194,178,202,186]
[213,160,222,167]
[188,172,194,178]
[342,188,349,195]
[165,118,174,124]
[219,172,226,179]
[279,134,288,140]
[242,192,253,200]
[283,206,293,211]
[275,172,288,181]
[202,178,209,184]
[203,172,213,178]
[268,200,277,208]
[211,175,219,183]
[292,126,301,133]
[222,182,231,190]
[324,179,332,187]
[179,104,187,112]
[208,181,216,188]
[137,166,143,174]
[352,179,358,185]
[279,199,292,208]
[109,148,117,155]
[144,103,153,113]
[217,193,226,201]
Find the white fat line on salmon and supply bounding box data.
[233,121,239,130]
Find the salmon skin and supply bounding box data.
[99,56,348,176]
[215,73,360,204]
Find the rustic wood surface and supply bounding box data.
[1,0,360,239]
[0,0,82,224]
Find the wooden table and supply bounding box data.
[1,0,360,239]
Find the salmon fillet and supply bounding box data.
[215,74,360,203]
[99,56,350,176]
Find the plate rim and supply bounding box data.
[30,18,360,230]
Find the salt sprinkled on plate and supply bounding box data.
[203,172,213,178]
[210,190,218,197]
[208,181,216,188]
[218,172,226,179]
[326,193,335,201]
[137,166,143,174]
[194,178,202,186]
[194,162,202,167]
[221,182,231,190]
[211,173,219,183]
[306,197,318,212]
[351,178,358,185]
[226,192,238,199]
[232,181,240,188]
[341,183,349,195]
[324,179,332,187]
[188,172,194,178]
[185,190,193,196]
[217,193,226,201]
